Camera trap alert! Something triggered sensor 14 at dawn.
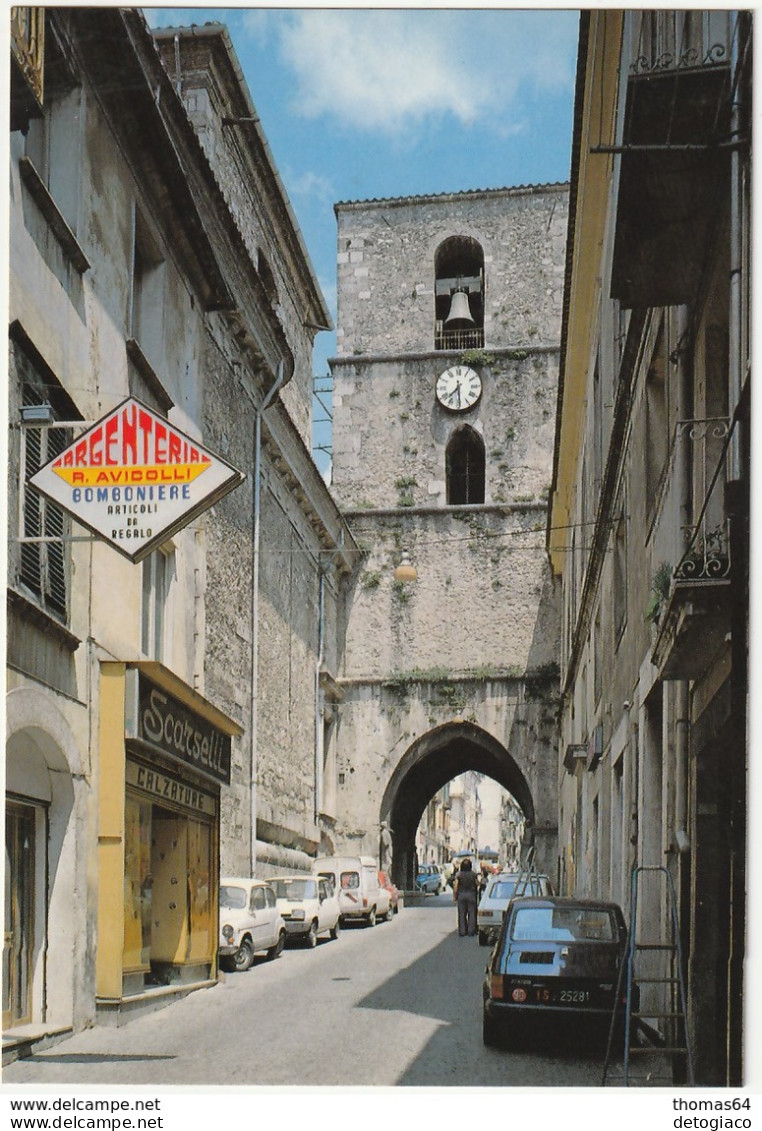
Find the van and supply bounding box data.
[312,855,382,927]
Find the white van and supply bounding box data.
[313,856,383,927]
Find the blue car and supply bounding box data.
[416,864,443,893]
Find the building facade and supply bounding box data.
[329,186,568,888]
[6,8,353,1051]
[548,10,751,1085]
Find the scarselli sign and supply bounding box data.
[29,397,244,562]
[126,671,232,785]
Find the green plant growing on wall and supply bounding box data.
[646,561,673,624]
[392,579,412,604]
[506,427,516,441]
[395,474,417,508]
[506,349,528,361]
[460,348,496,367]
[389,388,400,399]
[399,412,409,421]
[361,570,382,590]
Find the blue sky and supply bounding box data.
[146,7,580,462]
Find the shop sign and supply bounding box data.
[29,397,244,563]
[126,760,217,816]
[126,673,232,785]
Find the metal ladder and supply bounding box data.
[602,865,694,1086]
[513,846,539,897]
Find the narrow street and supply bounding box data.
[4,897,606,1088]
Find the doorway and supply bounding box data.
[3,800,38,1028]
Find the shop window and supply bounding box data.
[446,426,485,505]
[434,236,484,351]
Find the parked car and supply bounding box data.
[416,863,443,893]
[218,878,286,972]
[379,870,401,915]
[477,871,554,946]
[482,896,631,1048]
[313,856,383,926]
[269,875,341,946]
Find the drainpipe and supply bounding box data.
[674,304,691,856]
[315,561,327,826]
[728,16,743,480]
[250,362,286,876]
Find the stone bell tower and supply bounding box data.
[327,185,569,886]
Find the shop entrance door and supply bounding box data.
[150,810,188,967]
[3,801,36,1028]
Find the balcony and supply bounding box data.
[11,7,45,132]
[651,418,732,680]
[610,12,733,308]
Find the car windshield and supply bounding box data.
[272,879,316,900]
[489,879,543,900]
[511,906,617,942]
[219,885,248,910]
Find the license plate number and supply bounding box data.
[533,987,591,1004]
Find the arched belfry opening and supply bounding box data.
[379,721,535,890]
[446,425,485,504]
[434,235,484,350]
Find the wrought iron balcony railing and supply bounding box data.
[673,418,731,584]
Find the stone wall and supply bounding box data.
[329,185,567,875]
[335,185,568,357]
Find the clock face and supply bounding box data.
[436,365,482,412]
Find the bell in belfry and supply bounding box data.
[444,288,474,329]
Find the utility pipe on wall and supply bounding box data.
[315,562,327,826]
[250,361,286,877]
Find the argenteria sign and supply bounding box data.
[29,397,244,562]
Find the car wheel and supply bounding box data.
[329,918,341,940]
[266,929,285,961]
[482,1009,502,1048]
[366,906,377,927]
[478,930,490,947]
[232,937,254,972]
[385,903,394,922]
[305,920,319,948]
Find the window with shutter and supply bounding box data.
[18,351,71,619]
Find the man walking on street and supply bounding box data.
[453,858,479,936]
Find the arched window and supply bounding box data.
[446,426,485,505]
[434,236,484,351]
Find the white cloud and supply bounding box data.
[286,168,335,205]
[270,10,577,134]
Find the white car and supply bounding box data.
[477,871,554,946]
[269,875,341,946]
[218,878,286,971]
[375,872,394,922]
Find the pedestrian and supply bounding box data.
[478,861,490,899]
[453,858,479,937]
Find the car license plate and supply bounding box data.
[533,987,592,1005]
